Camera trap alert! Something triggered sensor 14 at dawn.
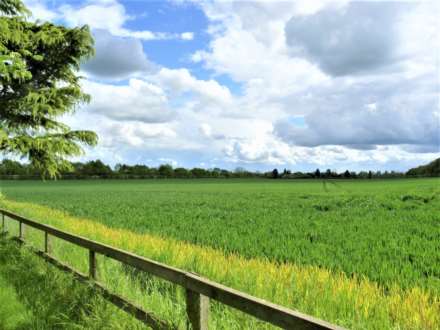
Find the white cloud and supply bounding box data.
[274,74,439,148]
[181,32,194,40]
[155,68,232,106]
[224,138,293,165]
[83,79,174,123]
[199,123,212,137]
[191,1,328,105]
[60,0,128,33]
[100,120,176,148]
[64,110,177,151]
[82,29,155,79]
[285,2,406,76]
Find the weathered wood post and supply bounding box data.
[89,250,97,280]
[19,221,25,240]
[44,231,51,254]
[186,289,209,330]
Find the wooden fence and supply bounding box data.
[0,208,344,330]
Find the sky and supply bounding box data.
[23,0,440,172]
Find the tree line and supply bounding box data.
[0,158,437,180]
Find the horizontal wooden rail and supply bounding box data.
[1,208,345,330]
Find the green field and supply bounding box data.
[0,178,439,329]
[1,178,439,291]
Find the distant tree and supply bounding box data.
[368,170,373,179]
[0,0,97,178]
[174,167,189,178]
[291,171,307,179]
[211,167,222,178]
[81,160,112,177]
[315,168,321,178]
[191,167,208,178]
[325,169,332,178]
[133,165,150,176]
[344,170,351,178]
[282,168,291,178]
[149,167,159,178]
[114,163,130,176]
[272,168,279,179]
[357,171,367,179]
[220,169,230,178]
[114,164,150,177]
[70,162,84,174]
[407,158,440,177]
[234,167,247,177]
[0,159,24,175]
[114,163,123,173]
[158,164,173,177]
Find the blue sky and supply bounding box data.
[122,1,209,69]
[23,0,440,172]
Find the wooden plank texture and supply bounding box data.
[44,232,51,254]
[89,250,97,279]
[186,289,209,330]
[19,221,25,239]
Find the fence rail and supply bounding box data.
[0,208,344,330]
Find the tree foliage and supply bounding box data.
[0,0,97,178]
[0,0,28,15]
[406,158,440,177]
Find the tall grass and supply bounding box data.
[0,272,32,329]
[1,198,438,329]
[0,236,147,329]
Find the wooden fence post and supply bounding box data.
[89,250,97,280]
[19,221,25,240]
[186,289,209,330]
[44,232,51,254]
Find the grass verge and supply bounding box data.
[0,271,32,329]
[0,236,149,329]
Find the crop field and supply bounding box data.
[0,178,439,329]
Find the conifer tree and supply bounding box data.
[0,0,97,178]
